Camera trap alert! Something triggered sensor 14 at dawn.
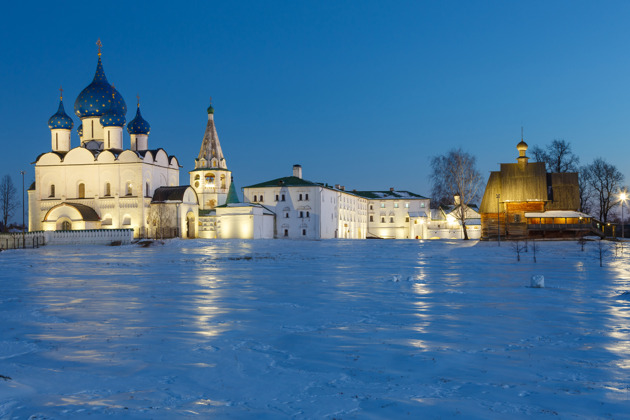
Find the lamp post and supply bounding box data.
[496,193,501,246]
[620,192,627,239]
[20,170,25,248]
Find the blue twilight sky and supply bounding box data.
[2,0,630,207]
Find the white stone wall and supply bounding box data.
[367,198,430,239]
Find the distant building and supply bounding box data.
[427,197,481,240]
[353,189,430,239]
[243,166,368,239]
[479,140,596,240]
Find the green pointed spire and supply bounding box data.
[226,177,239,204]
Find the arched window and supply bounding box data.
[105,183,111,196]
[146,182,150,197]
[126,182,133,196]
[61,220,71,230]
[49,184,55,198]
[220,175,226,189]
[205,174,215,187]
[78,183,85,199]
[253,195,257,202]
[259,194,263,202]
[306,211,310,218]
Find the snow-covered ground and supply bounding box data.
[1,239,629,419]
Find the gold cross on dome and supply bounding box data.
[209,96,212,104]
[96,39,102,56]
[137,94,140,107]
[59,86,63,101]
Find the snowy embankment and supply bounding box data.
[0,240,629,419]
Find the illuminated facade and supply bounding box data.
[28,46,196,238]
[243,165,368,239]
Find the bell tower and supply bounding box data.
[190,99,232,210]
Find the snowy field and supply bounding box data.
[0,239,629,419]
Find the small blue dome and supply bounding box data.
[127,106,150,135]
[77,123,83,136]
[74,56,127,119]
[48,100,74,130]
[100,109,126,127]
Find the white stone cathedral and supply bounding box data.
[28,44,198,239]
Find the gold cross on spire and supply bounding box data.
[209,96,212,104]
[137,94,140,107]
[59,86,63,101]
[96,39,102,56]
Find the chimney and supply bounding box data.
[293,164,302,179]
[340,186,345,191]
[334,184,341,190]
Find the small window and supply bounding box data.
[61,220,71,231]
[381,217,385,223]
[259,194,263,202]
[405,203,409,208]
[369,204,373,210]
[380,203,385,208]
[284,229,289,237]
[370,215,373,222]
[405,217,410,222]
[299,211,304,218]
[302,229,306,236]
[390,217,394,223]
[275,194,279,201]
[306,211,310,218]
[78,183,85,199]
[145,182,150,197]
[282,194,286,201]
[285,212,290,218]
[253,195,257,202]
[105,183,111,196]
[195,174,200,181]
[305,193,309,201]
[394,203,399,208]
[299,194,303,201]
[126,182,132,196]
[49,184,55,198]
[421,203,426,208]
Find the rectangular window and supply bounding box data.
[405,217,410,222]
[299,194,303,201]
[285,212,290,218]
[394,203,399,208]
[370,215,373,222]
[284,229,288,237]
[405,203,409,208]
[302,229,306,236]
[259,194,264,202]
[305,193,309,200]
[306,211,310,218]
[369,204,373,210]
[299,211,304,218]
[381,217,385,223]
[380,203,385,208]
[282,194,286,201]
[421,203,425,208]
[275,194,279,201]
[390,217,394,223]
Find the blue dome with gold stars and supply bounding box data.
[100,108,126,127]
[77,124,83,136]
[74,56,127,119]
[127,106,150,135]
[48,100,74,130]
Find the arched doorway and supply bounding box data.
[186,212,196,238]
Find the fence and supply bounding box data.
[0,229,134,249]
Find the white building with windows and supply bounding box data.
[353,190,430,239]
[243,165,368,239]
[28,47,197,238]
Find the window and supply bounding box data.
[369,204,373,210]
[405,217,410,222]
[78,183,85,199]
[49,184,55,198]
[305,193,309,201]
[394,203,399,208]
[205,174,215,186]
[302,229,306,236]
[105,183,111,196]
[285,212,290,218]
[259,194,264,202]
[126,182,133,196]
[61,220,71,231]
[405,203,409,208]
[145,182,150,197]
[306,211,310,218]
[514,214,521,223]
[381,217,385,223]
[299,211,304,218]
[390,217,394,223]
[380,202,385,208]
[421,203,426,208]
[284,229,289,237]
[299,194,303,201]
[220,175,226,189]
[275,194,279,201]
[282,194,286,201]
[55,134,58,150]
[370,215,373,222]
[253,195,257,202]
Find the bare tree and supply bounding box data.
[0,175,18,232]
[583,158,624,223]
[149,204,173,239]
[430,148,482,240]
[530,139,580,172]
[578,165,593,214]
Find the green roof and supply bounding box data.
[353,190,428,200]
[244,176,320,189]
[226,179,240,204]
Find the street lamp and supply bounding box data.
[496,193,501,246]
[20,170,25,248]
[620,191,627,239]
